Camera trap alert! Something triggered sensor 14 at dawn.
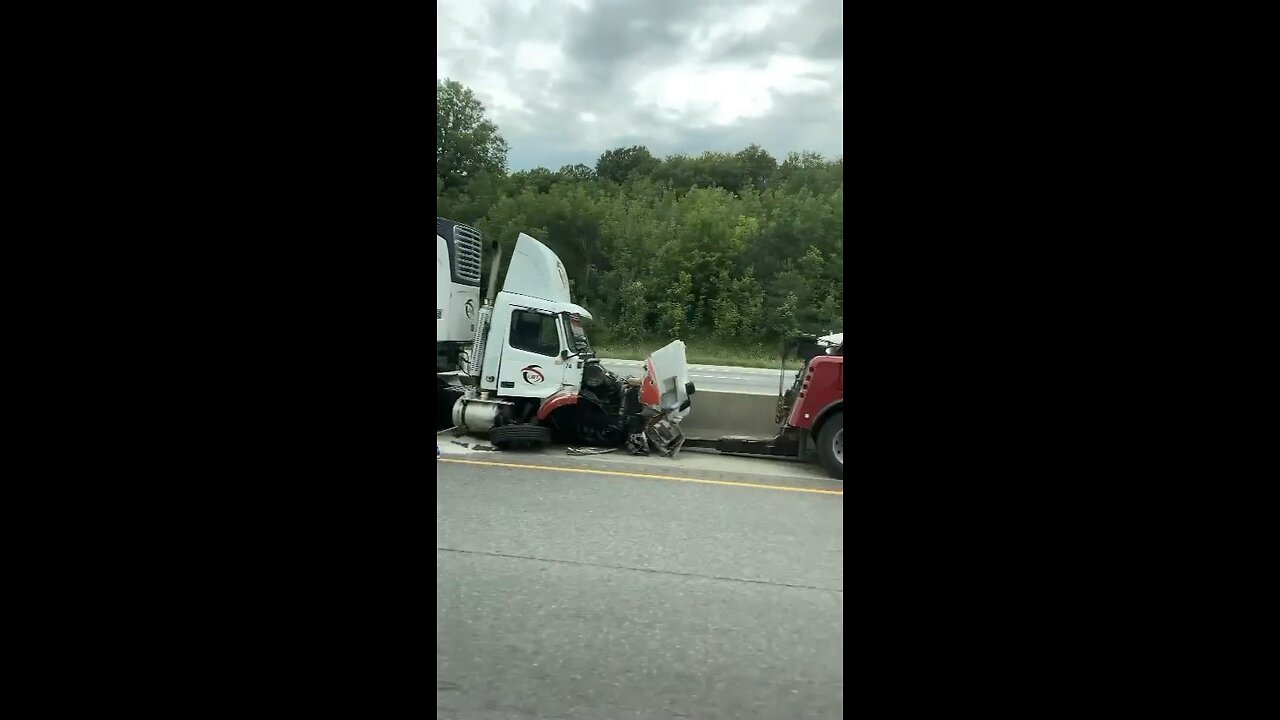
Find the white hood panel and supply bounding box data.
[502,233,572,304]
[644,340,691,417]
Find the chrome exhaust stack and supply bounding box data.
[468,238,502,379]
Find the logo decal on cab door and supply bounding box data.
[522,365,545,384]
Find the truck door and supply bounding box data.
[557,313,586,390]
[497,308,567,400]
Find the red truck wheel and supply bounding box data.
[817,412,844,480]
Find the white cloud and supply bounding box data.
[513,40,565,76]
[436,0,843,170]
[632,55,835,126]
[691,3,802,46]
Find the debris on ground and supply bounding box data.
[625,433,649,455]
[566,446,619,456]
[617,413,686,458]
[643,414,686,458]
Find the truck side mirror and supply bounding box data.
[560,349,569,360]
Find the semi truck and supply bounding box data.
[436,218,693,454]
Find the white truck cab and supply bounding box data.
[476,233,593,400]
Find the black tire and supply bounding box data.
[817,411,844,480]
[490,423,551,450]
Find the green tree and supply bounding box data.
[735,144,778,191]
[653,153,697,192]
[774,151,841,194]
[711,267,764,340]
[655,271,694,339]
[436,142,844,348]
[595,145,660,184]
[772,292,801,339]
[617,280,651,341]
[437,79,509,190]
[558,163,596,182]
[509,167,558,194]
[690,151,746,193]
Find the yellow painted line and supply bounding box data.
[438,457,843,495]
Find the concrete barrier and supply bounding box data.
[679,390,782,440]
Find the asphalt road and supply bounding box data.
[598,358,788,396]
[436,456,844,719]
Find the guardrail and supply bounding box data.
[679,390,782,439]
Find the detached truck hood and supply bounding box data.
[641,340,691,416]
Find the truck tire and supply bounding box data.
[491,423,551,451]
[817,412,844,480]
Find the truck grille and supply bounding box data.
[452,224,482,283]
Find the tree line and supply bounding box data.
[437,79,844,350]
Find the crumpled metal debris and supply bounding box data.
[625,433,649,455]
[643,414,686,458]
[618,412,686,458]
[450,440,496,451]
[566,446,619,456]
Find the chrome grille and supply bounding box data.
[453,224,482,283]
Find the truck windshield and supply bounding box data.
[564,313,591,351]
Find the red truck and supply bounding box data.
[686,333,844,479]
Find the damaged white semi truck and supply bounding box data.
[436,217,694,455]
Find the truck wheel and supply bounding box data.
[491,423,551,451]
[817,412,844,480]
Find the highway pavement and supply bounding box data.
[436,450,844,719]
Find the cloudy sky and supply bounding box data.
[437,0,843,172]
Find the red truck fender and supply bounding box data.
[536,390,579,421]
[787,356,843,430]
